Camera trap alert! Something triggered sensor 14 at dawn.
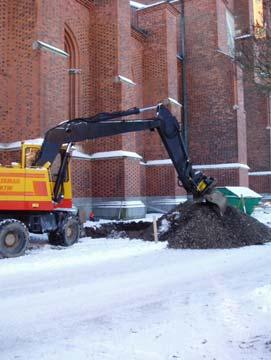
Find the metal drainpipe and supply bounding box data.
[179,0,189,150]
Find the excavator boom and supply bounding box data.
[34,104,226,212]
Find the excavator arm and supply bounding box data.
[34,104,226,212]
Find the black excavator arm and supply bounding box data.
[34,104,226,211]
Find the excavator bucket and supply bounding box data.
[204,190,228,215]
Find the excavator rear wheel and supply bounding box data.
[48,216,80,247]
[0,219,29,258]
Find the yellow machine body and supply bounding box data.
[0,144,72,211]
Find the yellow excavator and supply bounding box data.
[0,103,226,258]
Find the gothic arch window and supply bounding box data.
[64,25,79,120]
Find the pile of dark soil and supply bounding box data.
[84,201,271,249]
[156,201,271,249]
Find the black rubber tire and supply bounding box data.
[0,219,29,258]
[48,216,80,247]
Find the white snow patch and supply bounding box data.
[249,171,271,176]
[130,1,146,8]
[0,138,44,150]
[1,235,271,360]
[71,150,92,160]
[84,213,163,228]
[131,1,181,10]
[158,218,170,234]
[251,285,271,312]
[252,206,271,227]
[144,159,250,170]
[0,238,166,277]
[115,75,136,86]
[90,150,142,160]
[1,240,271,360]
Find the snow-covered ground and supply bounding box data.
[0,208,271,360]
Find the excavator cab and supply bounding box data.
[21,143,73,209]
[23,145,43,169]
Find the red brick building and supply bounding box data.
[0,0,270,218]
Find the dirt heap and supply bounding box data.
[84,201,271,249]
[155,201,271,249]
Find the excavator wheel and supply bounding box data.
[0,219,29,258]
[48,216,80,247]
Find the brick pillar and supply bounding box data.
[35,0,69,132]
[89,0,137,152]
[88,0,145,218]
[0,1,9,139]
[234,0,251,34]
[137,3,185,211]
[235,0,271,194]
[0,1,40,142]
[184,0,248,186]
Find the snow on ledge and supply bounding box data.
[90,151,142,160]
[0,138,44,150]
[144,159,250,170]
[33,40,69,58]
[0,141,143,162]
[249,171,271,176]
[94,200,145,209]
[24,138,44,145]
[130,0,179,10]
[72,150,143,161]
[144,159,173,166]
[115,75,136,86]
[130,1,146,9]
[72,150,92,160]
[0,141,21,150]
[194,163,250,170]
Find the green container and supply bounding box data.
[216,186,262,215]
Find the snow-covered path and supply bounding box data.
[0,238,271,360]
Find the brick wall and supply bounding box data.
[244,74,270,171]
[0,1,40,142]
[237,0,271,193]
[0,151,21,166]
[90,158,141,198]
[138,3,179,162]
[0,1,8,132]
[71,159,92,198]
[0,0,270,217]
[185,0,248,172]
[146,165,187,196]
[249,175,271,194]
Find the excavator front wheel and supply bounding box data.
[49,216,80,247]
[0,219,29,258]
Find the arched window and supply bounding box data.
[64,25,79,120]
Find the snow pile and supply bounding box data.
[252,207,271,227]
[158,218,170,234]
